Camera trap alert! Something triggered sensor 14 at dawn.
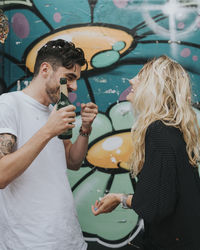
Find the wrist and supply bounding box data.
[79,126,92,137]
[120,194,129,209]
[115,193,122,203]
[41,124,54,140]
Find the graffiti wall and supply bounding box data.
[1,0,200,249]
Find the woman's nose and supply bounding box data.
[129,79,134,85]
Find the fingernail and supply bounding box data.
[94,207,98,211]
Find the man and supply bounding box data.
[0,39,98,250]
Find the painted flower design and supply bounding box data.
[67,101,143,247]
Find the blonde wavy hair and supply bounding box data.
[129,55,200,177]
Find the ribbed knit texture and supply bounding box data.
[131,120,200,250]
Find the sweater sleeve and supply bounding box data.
[131,121,177,223]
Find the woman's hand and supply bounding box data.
[91,193,122,216]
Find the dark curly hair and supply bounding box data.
[33,39,87,77]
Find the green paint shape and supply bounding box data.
[92,50,120,68]
[109,102,134,130]
[112,41,125,51]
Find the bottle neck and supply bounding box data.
[60,84,68,97]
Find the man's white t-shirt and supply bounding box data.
[0,91,87,250]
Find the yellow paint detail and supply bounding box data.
[0,0,32,6]
[25,26,133,72]
[118,161,130,171]
[87,132,133,169]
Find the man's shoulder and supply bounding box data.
[0,91,20,104]
[0,91,18,99]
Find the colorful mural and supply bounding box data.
[1,0,200,249]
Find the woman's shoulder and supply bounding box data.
[146,120,183,146]
[147,120,180,134]
[146,120,166,135]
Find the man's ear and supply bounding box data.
[40,62,52,78]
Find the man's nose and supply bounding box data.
[68,80,77,92]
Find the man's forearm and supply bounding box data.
[0,126,52,188]
[66,134,89,170]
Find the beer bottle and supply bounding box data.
[57,78,72,139]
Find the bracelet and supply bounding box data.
[120,194,129,209]
[79,126,91,137]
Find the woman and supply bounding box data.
[91,55,200,249]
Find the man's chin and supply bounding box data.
[52,100,59,105]
[49,95,59,104]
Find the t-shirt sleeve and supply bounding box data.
[131,122,177,223]
[0,102,18,137]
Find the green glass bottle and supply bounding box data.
[57,78,72,139]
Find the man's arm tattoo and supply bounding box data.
[0,134,16,159]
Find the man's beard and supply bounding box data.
[46,86,60,104]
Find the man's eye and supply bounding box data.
[67,77,75,81]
